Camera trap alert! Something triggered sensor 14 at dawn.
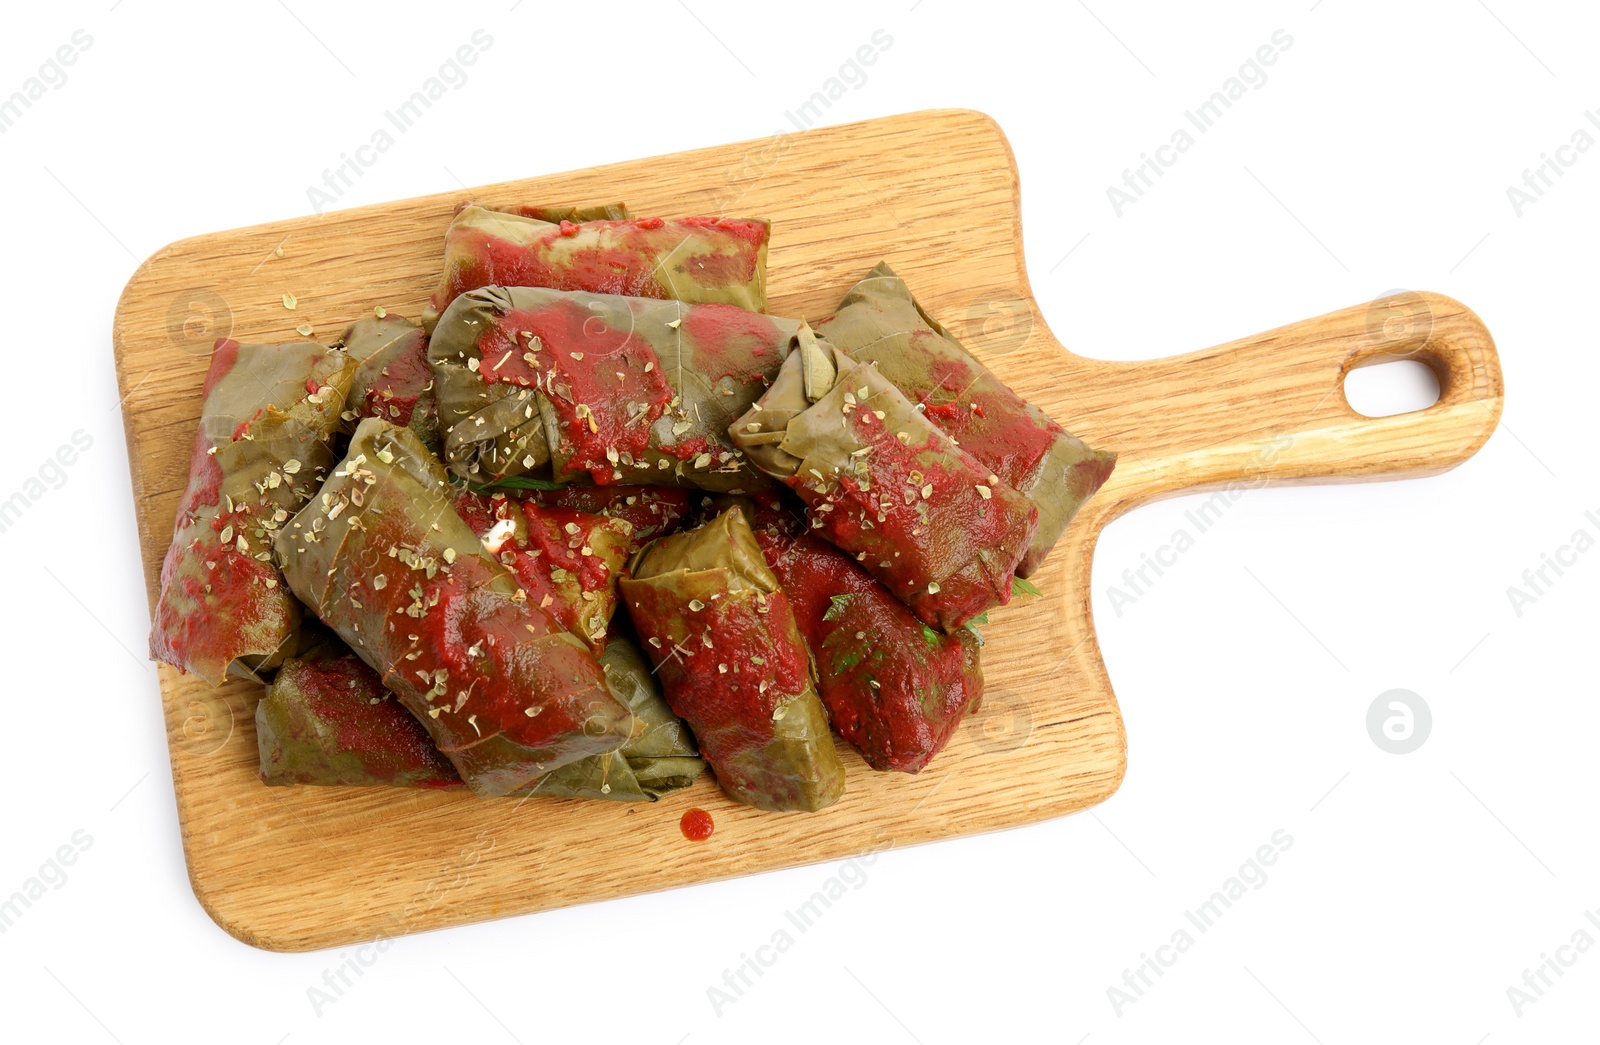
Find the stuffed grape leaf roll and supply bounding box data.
[520,637,707,802]
[748,511,984,774]
[428,285,802,490]
[816,263,1115,576]
[488,202,630,223]
[730,331,1039,632]
[336,313,440,454]
[620,506,845,812]
[256,644,460,789]
[450,489,633,654]
[521,483,692,549]
[424,204,769,328]
[273,418,634,796]
[257,635,704,802]
[149,338,357,685]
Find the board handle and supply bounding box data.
[1087,291,1504,509]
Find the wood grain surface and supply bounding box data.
[112,109,1503,952]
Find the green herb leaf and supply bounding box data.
[462,474,572,494]
[822,593,856,622]
[963,622,986,646]
[1012,576,1042,598]
[967,611,989,626]
[921,623,940,648]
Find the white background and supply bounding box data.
[1,0,1594,1041]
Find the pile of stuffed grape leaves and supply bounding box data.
[148,198,1114,818]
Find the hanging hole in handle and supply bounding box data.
[1343,358,1443,417]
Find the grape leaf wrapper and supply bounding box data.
[477,201,631,223]
[257,636,703,802]
[730,334,1039,631]
[750,517,984,773]
[429,285,805,490]
[519,637,706,802]
[815,263,1115,576]
[256,645,460,789]
[451,489,632,654]
[520,483,692,550]
[424,204,769,328]
[620,507,845,812]
[336,313,440,454]
[150,338,357,685]
[273,418,633,796]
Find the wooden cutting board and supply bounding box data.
[112,109,1503,952]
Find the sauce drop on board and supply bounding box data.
[680,808,714,842]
